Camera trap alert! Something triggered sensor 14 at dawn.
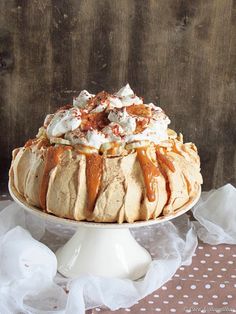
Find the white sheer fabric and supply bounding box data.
[0,184,235,314]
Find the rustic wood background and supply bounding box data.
[0,0,235,192]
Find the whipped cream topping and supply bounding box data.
[125,118,169,144]
[46,107,81,137]
[66,130,106,149]
[73,90,95,108]
[91,103,107,113]
[115,84,143,106]
[108,96,123,109]
[102,123,123,142]
[108,109,136,134]
[43,84,171,149]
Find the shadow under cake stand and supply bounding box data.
[9,182,201,280]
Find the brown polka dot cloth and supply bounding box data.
[89,242,236,313]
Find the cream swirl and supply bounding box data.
[46,107,81,137]
[115,84,143,106]
[108,109,136,134]
[73,90,95,108]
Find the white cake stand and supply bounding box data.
[9,183,201,280]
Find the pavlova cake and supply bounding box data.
[9,84,202,223]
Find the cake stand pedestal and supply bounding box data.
[9,183,201,280]
[56,226,151,280]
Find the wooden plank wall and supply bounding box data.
[0,0,236,192]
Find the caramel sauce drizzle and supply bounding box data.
[81,111,109,131]
[86,154,103,212]
[157,162,171,203]
[106,142,120,156]
[39,146,71,211]
[155,148,175,206]
[136,147,160,202]
[156,149,175,172]
[126,104,152,118]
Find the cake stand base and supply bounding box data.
[9,181,201,281]
[56,226,152,280]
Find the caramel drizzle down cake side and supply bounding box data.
[11,84,202,219]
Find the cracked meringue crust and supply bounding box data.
[9,137,202,223]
